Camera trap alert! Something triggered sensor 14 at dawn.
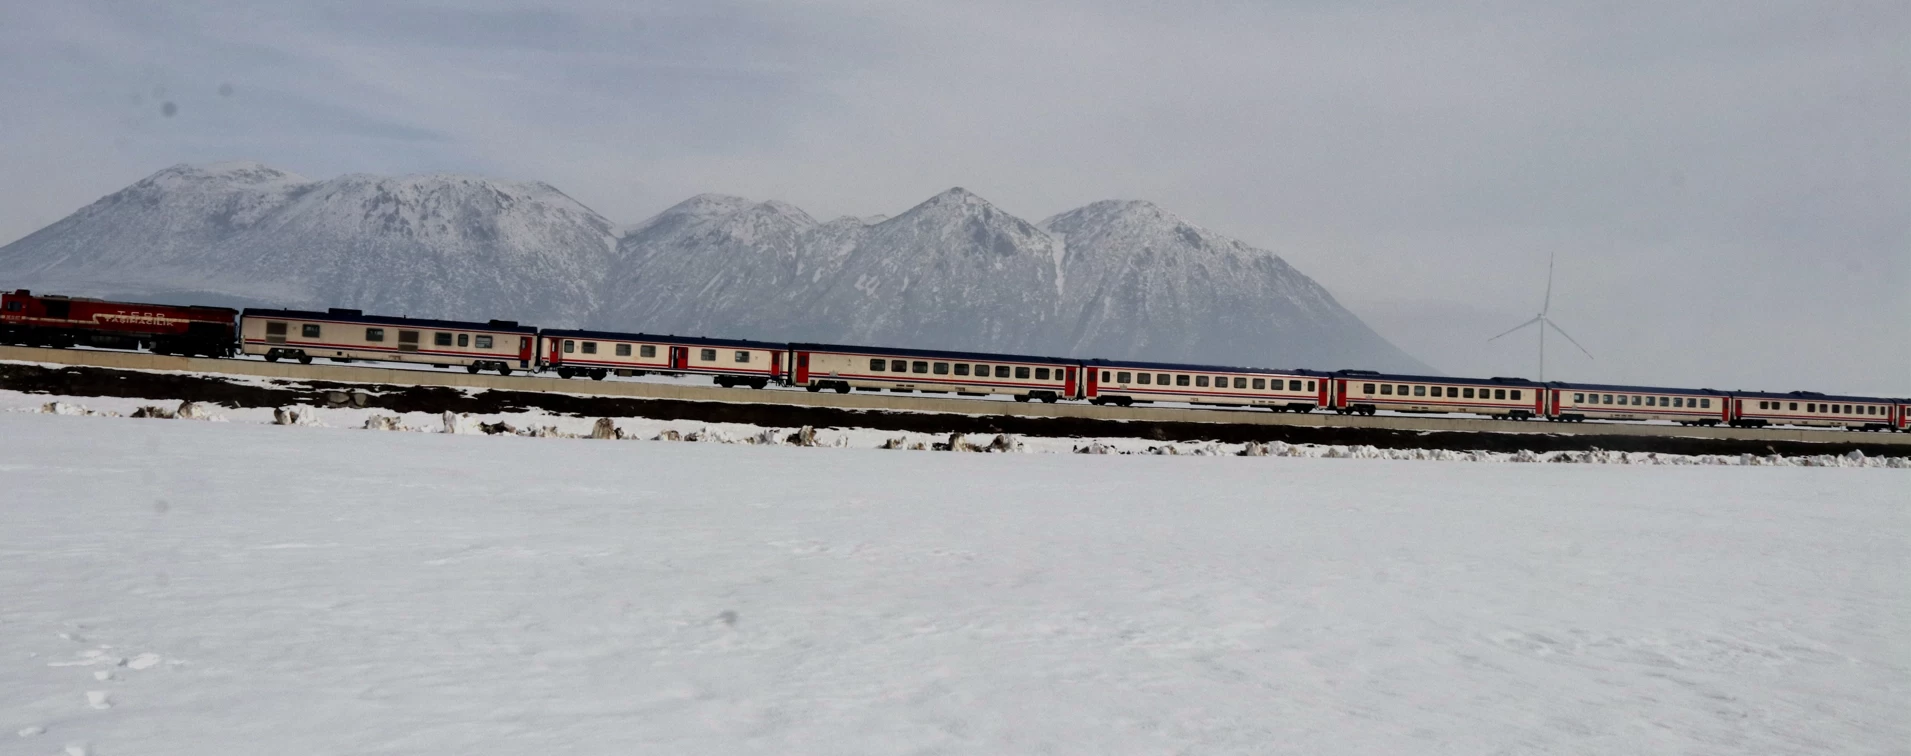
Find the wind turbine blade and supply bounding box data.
[1542,252,1555,314]
[1543,318,1594,359]
[1488,315,1543,342]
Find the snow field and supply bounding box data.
[1,412,1906,754]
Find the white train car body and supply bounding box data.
[540,330,784,387]
[788,343,1077,401]
[1550,383,1728,425]
[1728,391,1899,431]
[1329,371,1546,419]
[239,308,535,373]
[1084,359,1326,410]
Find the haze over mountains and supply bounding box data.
[0,162,1429,373]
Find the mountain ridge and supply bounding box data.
[0,162,1430,373]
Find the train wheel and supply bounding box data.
[833,382,850,394]
[716,377,734,388]
[557,368,574,379]
[807,384,821,392]
[750,379,769,389]
[297,352,312,364]
[498,365,512,376]
[264,352,279,363]
[1041,394,1058,403]
[591,370,606,381]
[1014,394,1030,403]
[467,364,481,374]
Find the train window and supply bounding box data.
[1644,396,1654,407]
[1117,371,1131,383]
[935,362,951,375]
[1449,387,1461,398]
[1154,373,1166,384]
[1380,384,1393,395]
[1286,380,1299,391]
[1035,367,1049,380]
[1844,404,1853,414]
[581,342,597,354]
[1671,397,1681,407]
[954,364,970,376]
[1701,399,1710,408]
[1573,393,1583,402]
[996,366,1011,378]
[1599,394,1609,404]
[264,322,288,343]
[1758,401,1768,410]
[1806,403,1814,412]
[1493,389,1506,400]
[563,340,575,353]
[1363,383,1376,394]
[975,364,990,376]
[1633,396,1643,405]
[1395,385,1407,395]
[912,361,929,374]
[1413,385,1426,396]
[1510,390,1522,400]
[1168,375,1182,386]
[887,359,904,372]
[1465,388,1476,398]
[736,351,750,363]
[2,301,17,311]
[1788,402,1797,410]
[365,328,385,342]
[434,332,452,347]
[870,358,886,371]
[1196,376,1210,387]
[1135,372,1148,384]
[457,334,470,348]
[1015,366,1031,379]
[613,343,628,356]
[302,324,322,339]
[477,336,494,349]
[398,331,419,351]
[1252,378,1265,390]
[1307,380,1316,390]
[639,345,656,358]
[700,349,717,361]
[1225,377,1240,389]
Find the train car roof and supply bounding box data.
[540,328,788,350]
[1713,388,1899,403]
[240,308,538,333]
[1330,370,1541,387]
[1085,358,1328,376]
[1546,381,1729,395]
[789,342,1078,364]
[9,289,238,315]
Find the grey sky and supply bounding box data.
[3,1,1905,394]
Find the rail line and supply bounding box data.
[5,345,1907,448]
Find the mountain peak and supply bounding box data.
[140,161,309,190]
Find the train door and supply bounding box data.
[1732,399,1743,422]
[669,346,689,370]
[771,351,782,381]
[1334,379,1348,408]
[793,352,810,385]
[1721,398,1733,424]
[1542,390,1554,417]
[1084,367,1099,399]
[1063,366,1077,399]
[1316,379,1328,407]
[517,336,533,367]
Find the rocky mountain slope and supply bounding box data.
[0,162,617,325]
[0,163,1428,372]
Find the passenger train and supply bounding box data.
[3,288,1905,432]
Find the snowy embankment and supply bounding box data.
[7,389,1907,467]
[1,413,1904,754]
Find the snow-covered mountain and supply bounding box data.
[0,163,1429,372]
[0,162,617,325]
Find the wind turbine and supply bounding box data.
[1488,252,1593,381]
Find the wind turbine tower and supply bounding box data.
[1489,253,1594,381]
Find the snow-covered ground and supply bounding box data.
[1,411,1904,755]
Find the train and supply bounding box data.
[4,288,1906,432]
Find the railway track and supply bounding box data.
[4,345,1907,452]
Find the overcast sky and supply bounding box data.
[2,1,1905,394]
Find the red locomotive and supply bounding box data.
[0,289,236,356]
